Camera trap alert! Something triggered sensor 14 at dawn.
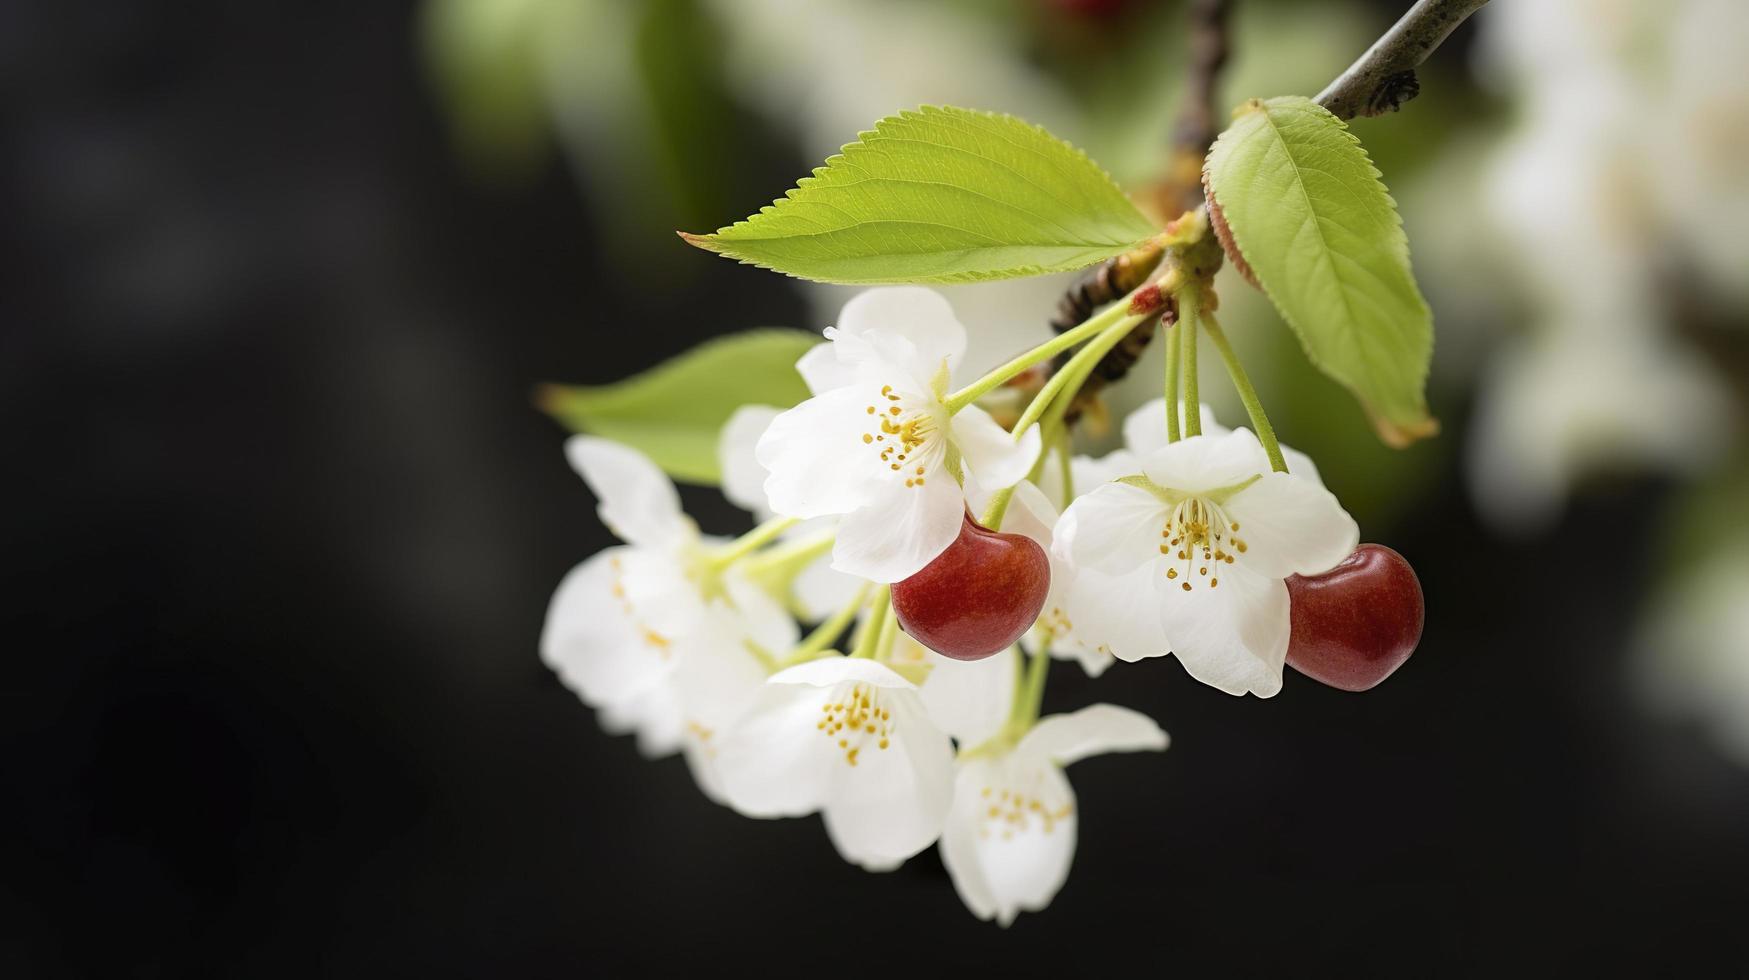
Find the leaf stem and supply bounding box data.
[962,641,1054,760]
[738,529,831,577]
[944,284,1146,413]
[1055,426,1074,504]
[1179,288,1202,438]
[1011,644,1052,729]
[1032,314,1148,436]
[981,487,1017,530]
[981,310,1151,530]
[1201,309,1289,473]
[1164,317,1182,443]
[708,515,798,570]
[874,603,900,661]
[849,587,891,659]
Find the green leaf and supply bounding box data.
[538,329,818,483]
[682,105,1159,284]
[1204,96,1436,446]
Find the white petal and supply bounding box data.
[822,690,955,869]
[939,755,1077,926]
[723,570,801,654]
[913,642,1017,745]
[1280,445,1325,488]
[670,602,776,805]
[756,386,882,519]
[831,471,963,582]
[796,340,855,394]
[1121,399,1227,454]
[540,548,691,707]
[1000,479,1057,543]
[597,683,684,759]
[565,436,691,549]
[1019,703,1168,766]
[713,681,838,818]
[792,550,864,620]
[835,286,967,383]
[767,656,919,690]
[614,548,707,634]
[1005,485,1125,676]
[954,406,1042,491]
[1137,427,1269,492]
[718,405,782,516]
[671,624,772,734]
[1071,448,1142,491]
[1224,472,1359,578]
[1054,482,1167,576]
[938,759,1003,922]
[1060,566,1172,663]
[1160,566,1290,697]
[1034,448,1140,511]
[1048,633,1117,678]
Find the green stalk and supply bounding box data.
[1025,313,1146,437]
[849,587,891,659]
[980,486,1017,530]
[738,530,832,578]
[1011,645,1052,729]
[979,314,1143,528]
[943,285,1146,413]
[1203,310,1288,473]
[1179,287,1202,438]
[873,603,900,661]
[1055,426,1074,504]
[981,418,1060,530]
[1163,317,1182,443]
[779,582,872,667]
[708,515,798,570]
[962,640,1053,760]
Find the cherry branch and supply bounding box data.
[1044,0,1233,424]
[1315,0,1491,121]
[1174,0,1234,163]
[1039,0,1488,417]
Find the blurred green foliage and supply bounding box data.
[538,329,819,483]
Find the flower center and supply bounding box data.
[1158,496,1248,592]
[815,683,895,767]
[862,384,938,489]
[609,556,674,657]
[976,782,1073,840]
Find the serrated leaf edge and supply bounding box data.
[680,105,1154,285]
[1204,96,1435,435]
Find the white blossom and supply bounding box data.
[887,634,1018,747]
[715,657,955,870]
[756,288,1041,583]
[1054,427,1357,697]
[940,704,1167,926]
[542,436,798,803]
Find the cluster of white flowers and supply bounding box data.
[543,288,1359,924]
[1466,0,1744,533]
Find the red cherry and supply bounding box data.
[891,511,1050,661]
[1285,544,1424,692]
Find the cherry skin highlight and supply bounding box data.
[891,511,1050,661]
[1285,544,1424,692]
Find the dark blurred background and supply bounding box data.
[6,0,1749,976]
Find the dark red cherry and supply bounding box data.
[1285,544,1424,692]
[891,511,1050,661]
